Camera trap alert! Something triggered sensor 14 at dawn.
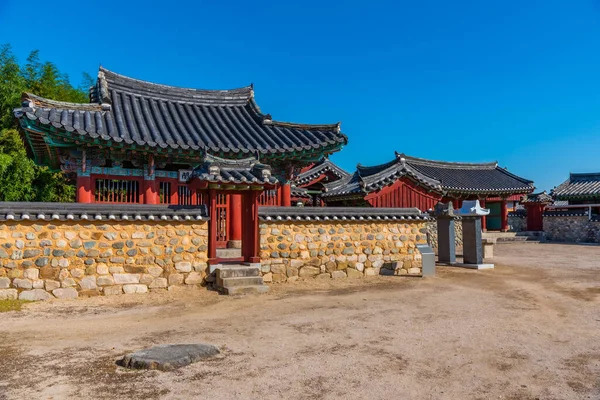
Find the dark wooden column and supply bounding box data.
[208,189,218,265]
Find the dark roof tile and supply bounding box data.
[15,67,347,163]
[192,154,277,185]
[294,159,349,186]
[552,173,600,199]
[324,152,534,198]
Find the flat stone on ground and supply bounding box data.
[118,343,220,371]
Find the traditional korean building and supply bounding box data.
[13,67,347,264]
[323,152,535,231]
[552,173,600,204]
[551,172,600,216]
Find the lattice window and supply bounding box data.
[159,182,171,204]
[94,179,140,203]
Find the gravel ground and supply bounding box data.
[0,242,599,400]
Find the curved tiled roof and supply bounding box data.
[552,173,600,200]
[14,67,347,166]
[401,153,534,194]
[294,159,349,186]
[192,154,277,186]
[322,172,363,198]
[324,152,534,199]
[521,191,553,204]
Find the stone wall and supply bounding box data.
[259,220,428,281]
[543,216,600,243]
[426,219,463,249]
[0,204,209,300]
[508,214,527,232]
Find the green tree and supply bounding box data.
[0,129,35,201]
[0,44,91,202]
[0,45,25,129]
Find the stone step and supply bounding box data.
[496,236,528,242]
[217,267,261,279]
[220,285,270,296]
[216,248,242,259]
[217,276,265,288]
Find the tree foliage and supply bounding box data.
[0,44,90,202]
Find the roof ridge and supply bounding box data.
[22,92,106,111]
[398,152,498,169]
[569,172,600,179]
[493,165,534,185]
[100,66,253,96]
[263,119,342,132]
[356,158,399,177]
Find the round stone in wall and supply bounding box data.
[118,344,220,371]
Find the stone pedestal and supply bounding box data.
[462,217,483,265]
[437,218,456,264]
[458,217,494,269]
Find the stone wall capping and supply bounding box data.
[258,206,428,221]
[0,203,210,222]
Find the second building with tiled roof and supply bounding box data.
[323,152,535,231]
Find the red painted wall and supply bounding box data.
[364,179,441,211]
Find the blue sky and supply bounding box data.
[2,0,600,191]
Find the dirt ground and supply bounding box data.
[1,243,599,400]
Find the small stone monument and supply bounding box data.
[434,201,457,264]
[454,200,494,269]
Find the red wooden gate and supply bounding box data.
[215,193,229,248]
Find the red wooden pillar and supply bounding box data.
[77,175,92,203]
[208,189,218,265]
[277,184,282,206]
[144,180,158,204]
[281,183,292,206]
[229,194,243,248]
[525,203,546,231]
[480,198,487,232]
[242,190,260,263]
[451,198,458,210]
[500,199,508,232]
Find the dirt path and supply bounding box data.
[1,243,599,399]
